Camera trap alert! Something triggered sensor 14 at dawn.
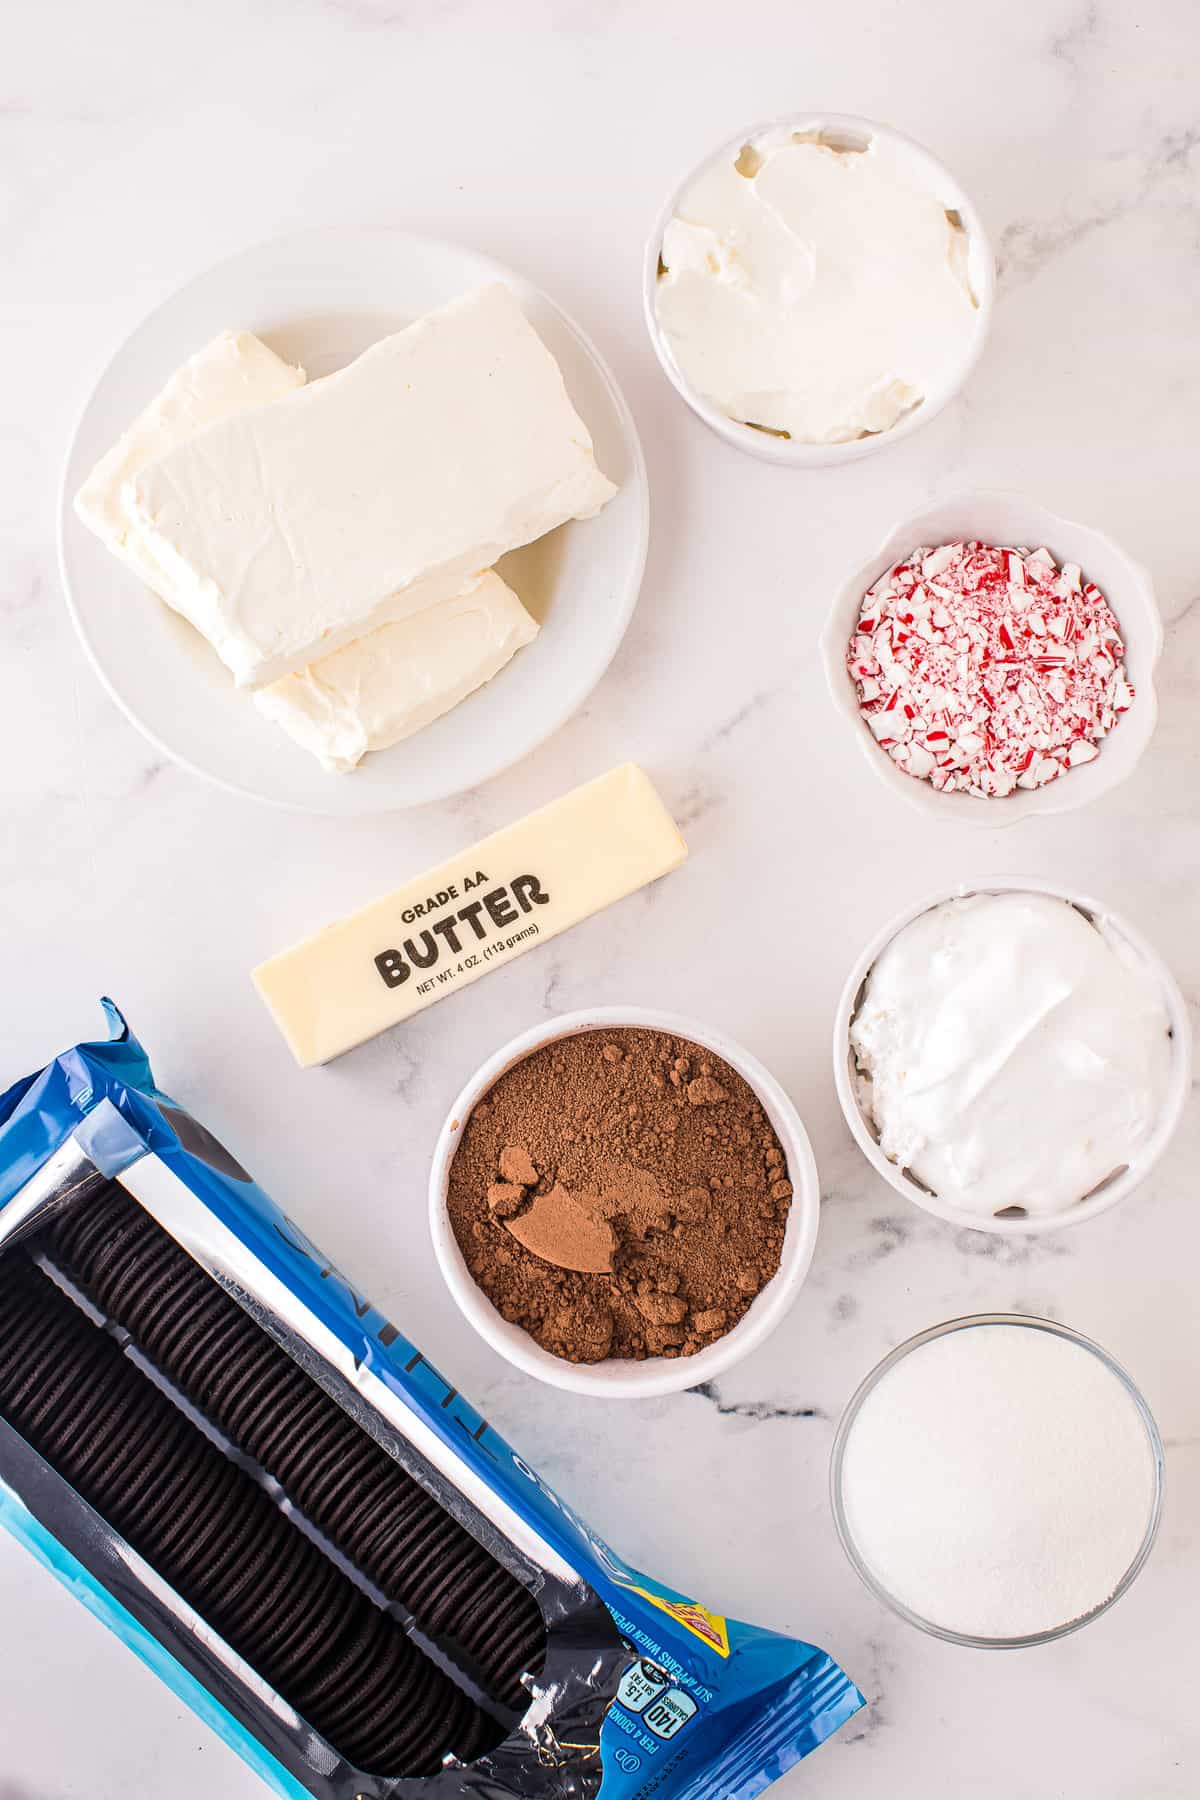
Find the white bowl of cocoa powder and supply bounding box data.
[429,1008,822,1397]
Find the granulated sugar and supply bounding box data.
[838,1321,1158,1640]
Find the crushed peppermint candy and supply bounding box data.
[846,541,1134,798]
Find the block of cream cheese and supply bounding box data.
[253,764,687,1065]
[131,285,618,686]
[253,571,538,772]
[75,329,532,770]
[74,331,307,595]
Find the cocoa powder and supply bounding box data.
[445,1028,792,1364]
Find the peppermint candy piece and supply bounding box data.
[845,541,1132,800]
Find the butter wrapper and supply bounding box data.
[253,765,688,1065]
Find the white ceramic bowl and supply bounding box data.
[820,490,1163,823]
[643,113,994,467]
[430,1007,821,1397]
[833,876,1192,1236]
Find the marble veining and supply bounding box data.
[688,1381,825,1422]
[1,0,1197,1795]
[996,124,1200,287]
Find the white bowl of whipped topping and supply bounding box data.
[820,490,1163,822]
[833,878,1191,1235]
[643,113,993,466]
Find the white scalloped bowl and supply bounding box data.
[819,491,1163,823]
[833,876,1192,1236]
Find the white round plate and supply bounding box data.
[58,227,648,813]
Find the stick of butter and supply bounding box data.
[252,765,687,1066]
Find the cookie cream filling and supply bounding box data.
[849,892,1173,1217]
[654,127,981,444]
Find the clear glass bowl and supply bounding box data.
[830,1313,1165,1648]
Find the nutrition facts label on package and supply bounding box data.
[616,1662,698,1740]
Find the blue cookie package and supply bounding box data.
[0,1003,863,1799]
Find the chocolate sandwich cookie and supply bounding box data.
[46,1185,546,1708]
[353,1517,475,1617]
[493,1590,551,1666]
[425,1554,517,1637]
[140,1448,242,1570]
[137,1267,231,1367]
[235,1532,352,1676]
[0,1251,501,1776]
[174,1301,269,1392]
[350,1643,495,1774]
[234,1372,333,1469]
[204,1333,291,1420]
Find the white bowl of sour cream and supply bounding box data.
[644,113,994,466]
[833,878,1191,1234]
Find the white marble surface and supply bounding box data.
[2,0,1198,1794]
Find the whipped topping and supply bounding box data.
[849,893,1173,1217]
[654,128,981,444]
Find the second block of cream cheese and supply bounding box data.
[131,284,617,687]
[74,330,307,595]
[254,571,538,772]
